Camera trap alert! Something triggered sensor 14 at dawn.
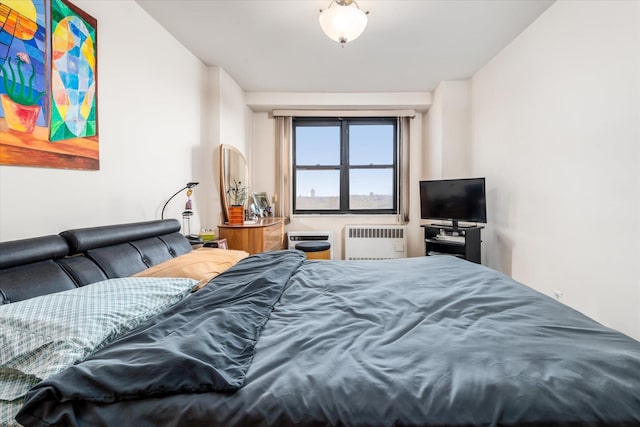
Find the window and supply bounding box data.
[293,117,397,214]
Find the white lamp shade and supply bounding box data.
[319,2,368,44]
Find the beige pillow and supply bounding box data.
[134,247,248,290]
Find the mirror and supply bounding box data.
[219,144,249,223]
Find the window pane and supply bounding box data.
[296,170,340,210]
[296,126,340,165]
[349,169,394,210]
[349,124,394,165]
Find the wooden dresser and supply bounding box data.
[217,217,286,254]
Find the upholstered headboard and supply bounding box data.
[0,220,192,304]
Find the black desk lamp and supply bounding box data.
[161,182,202,244]
[161,182,199,220]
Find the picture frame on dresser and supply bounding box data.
[252,192,271,217]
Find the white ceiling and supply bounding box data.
[135,0,554,93]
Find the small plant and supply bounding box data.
[227,179,248,206]
[0,52,43,106]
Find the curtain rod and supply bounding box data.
[272,109,416,118]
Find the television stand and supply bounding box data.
[436,223,478,230]
[437,220,480,230]
[421,224,483,264]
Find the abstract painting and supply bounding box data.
[0,0,98,170]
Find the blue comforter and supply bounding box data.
[17,251,640,426]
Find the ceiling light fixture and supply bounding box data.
[319,0,369,47]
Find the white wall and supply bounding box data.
[0,0,208,241]
[205,67,253,227]
[471,1,640,339]
[219,69,252,157]
[424,87,443,179]
[251,112,276,198]
[424,81,472,180]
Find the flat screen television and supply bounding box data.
[419,178,487,229]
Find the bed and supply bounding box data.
[1,220,639,427]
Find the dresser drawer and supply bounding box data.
[263,222,284,251]
[218,218,285,254]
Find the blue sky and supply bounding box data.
[295,124,394,197]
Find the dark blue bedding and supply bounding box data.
[17,251,640,427]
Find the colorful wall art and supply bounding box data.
[0,0,98,170]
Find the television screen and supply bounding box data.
[419,178,487,225]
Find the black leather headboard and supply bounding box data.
[0,235,74,304]
[0,220,192,304]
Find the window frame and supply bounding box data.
[292,117,398,215]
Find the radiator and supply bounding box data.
[344,225,407,260]
[287,231,334,260]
